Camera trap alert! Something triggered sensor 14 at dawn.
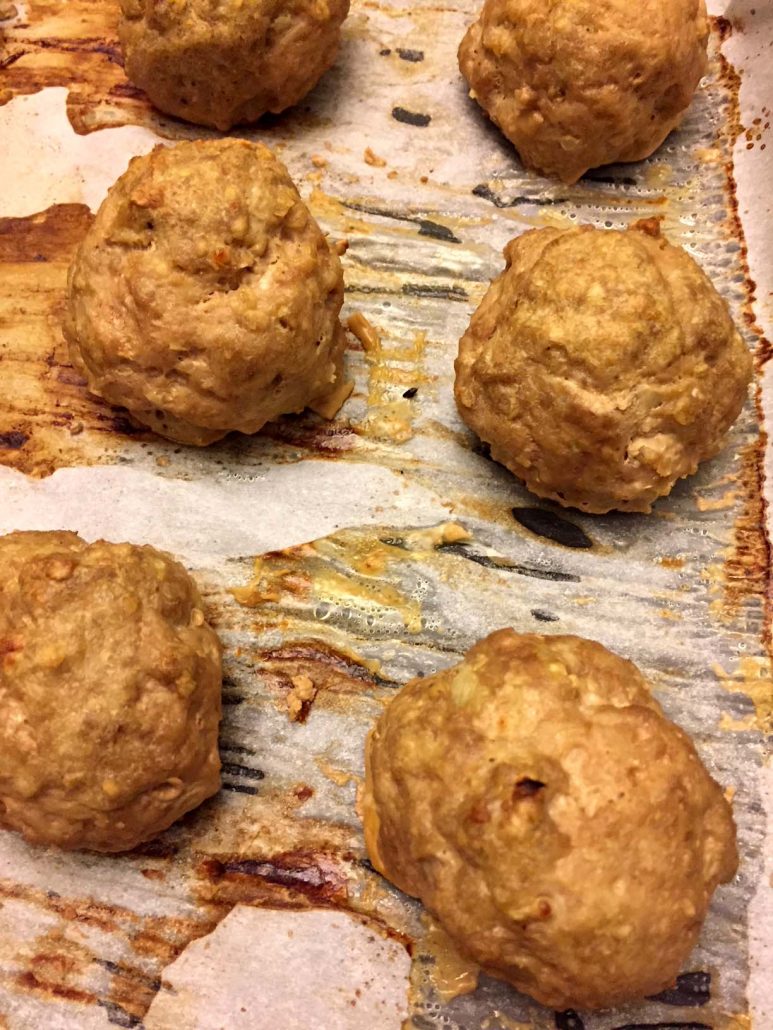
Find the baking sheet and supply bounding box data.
[0,0,771,1027]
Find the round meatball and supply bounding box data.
[118,0,350,131]
[458,0,708,183]
[0,531,222,852]
[455,221,752,513]
[64,140,348,447]
[363,630,737,1011]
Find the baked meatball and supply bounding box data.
[0,531,222,852]
[64,140,348,447]
[455,221,752,513]
[363,630,737,1011]
[118,0,350,131]
[458,0,708,183]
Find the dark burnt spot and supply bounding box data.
[472,183,565,208]
[340,200,460,244]
[392,106,431,127]
[110,415,147,437]
[402,282,467,301]
[513,777,545,798]
[439,542,581,583]
[402,387,418,399]
[97,1000,142,1028]
[109,81,146,100]
[379,47,391,55]
[397,48,424,62]
[198,850,349,906]
[130,839,179,859]
[555,1013,585,1030]
[261,417,357,454]
[256,639,395,687]
[512,507,593,549]
[417,219,461,243]
[220,762,265,781]
[35,36,122,65]
[648,971,711,1007]
[221,781,259,795]
[0,430,29,450]
[583,172,638,187]
[712,14,733,41]
[0,48,26,69]
[532,609,559,623]
[294,784,314,802]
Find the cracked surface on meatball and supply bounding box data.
[455,221,752,513]
[119,0,350,131]
[363,629,738,1011]
[0,531,222,853]
[458,0,708,183]
[65,139,348,446]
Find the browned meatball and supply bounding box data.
[119,0,350,131]
[0,531,222,853]
[363,630,737,1011]
[64,140,348,447]
[455,221,752,513]
[459,0,708,183]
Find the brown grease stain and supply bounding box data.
[197,849,350,913]
[0,203,159,476]
[0,878,215,1020]
[0,1,154,135]
[719,442,770,627]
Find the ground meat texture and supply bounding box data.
[454,221,752,514]
[0,531,222,853]
[64,139,348,447]
[458,0,708,183]
[362,629,738,1011]
[119,0,350,131]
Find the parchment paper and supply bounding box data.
[0,0,770,1027]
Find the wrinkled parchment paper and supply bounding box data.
[0,0,771,1027]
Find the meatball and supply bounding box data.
[454,221,752,514]
[458,0,708,183]
[0,531,222,853]
[118,0,350,131]
[363,630,737,1011]
[64,139,349,447]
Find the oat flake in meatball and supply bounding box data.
[459,0,709,183]
[0,532,222,853]
[363,629,738,1011]
[455,221,752,514]
[64,139,349,447]
[119,0,350,131]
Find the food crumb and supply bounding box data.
[311,154,328,168]
[346,311,381,352]
[364,147,387,168]
[287,674,318,722]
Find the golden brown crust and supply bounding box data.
[0,531,222,853]
[454,222,752,513]
[118,0,350,131]
[64,140,347,446]
[363,630,738,1011]
[458,0,708,183]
